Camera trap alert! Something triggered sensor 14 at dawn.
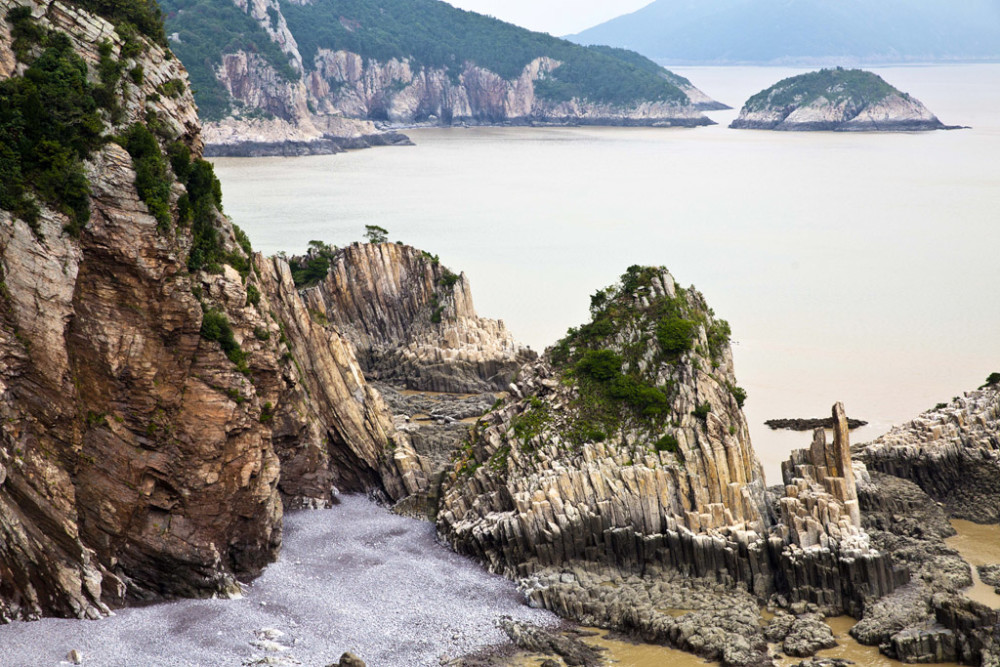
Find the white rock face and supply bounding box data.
[197,0,721,150]
[860,385,1000,522]
[732,85,948,131]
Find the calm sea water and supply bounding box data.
[212,65,1000,483]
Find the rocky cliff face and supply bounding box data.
[255,255,429,508]
[859,384,1000,523]
[177,0,719,154]
[730,69,952,131]
[0,0,424,622]
[302,243,533,394]
[436,268,900,636]
[202,49,413,157]
[304,51,713,128]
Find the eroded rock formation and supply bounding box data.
[859,385,1000,523]
[437,268,773,584]
[302,242,533,394]
[436,266,900,658]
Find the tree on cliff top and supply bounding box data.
[364,225,388,244]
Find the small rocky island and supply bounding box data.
[730,68,955,131]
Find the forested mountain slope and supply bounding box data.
[161,0,721,154]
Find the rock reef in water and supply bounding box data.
[858,385,1000,523]
[765,417,868,431]
[730,68,956,132]
[0,0,425,622]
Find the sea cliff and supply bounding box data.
[162,0,721,155]
[0,0,425,621]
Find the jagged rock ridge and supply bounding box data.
[0,0,425,622]
[859,383,1000,524]
[730,68,954,131]
[301,242,533,394]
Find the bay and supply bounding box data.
[211,65,1000,483]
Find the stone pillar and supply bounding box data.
[832,402,857,509]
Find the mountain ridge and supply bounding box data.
[569,0,1000,66]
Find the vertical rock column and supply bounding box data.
[773,403,901,614]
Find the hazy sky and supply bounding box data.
[443,0,653,36]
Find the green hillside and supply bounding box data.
[162,0,691,121]
[745,68,902,111]
[161,0,299,120]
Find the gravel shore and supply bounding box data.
[0,496,557,667]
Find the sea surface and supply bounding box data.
[212,64,1000,484]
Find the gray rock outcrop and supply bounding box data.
[302,242,533,394]
[730,69,954,132]
[859,385,1000,523]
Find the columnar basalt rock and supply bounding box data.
[437,268,773,590]
[859,385,1000,524]
[769,405,902,616]
[301,242,532,394]
[437,267,903,652]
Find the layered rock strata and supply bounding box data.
[302,242,532,394]
[0,0,425,621]
[255,256,429,508]
[859,385,1000,524]
[730,69,954,132]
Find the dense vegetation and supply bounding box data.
[278,0,688,105]
[289,240,337,288]
[0,11,103,236]
[161,0,299,120]
[745,68,902,111]
[200,308,249,374]
[157,0,693,115]
[72,0,167,45]
[543,265,744,453]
